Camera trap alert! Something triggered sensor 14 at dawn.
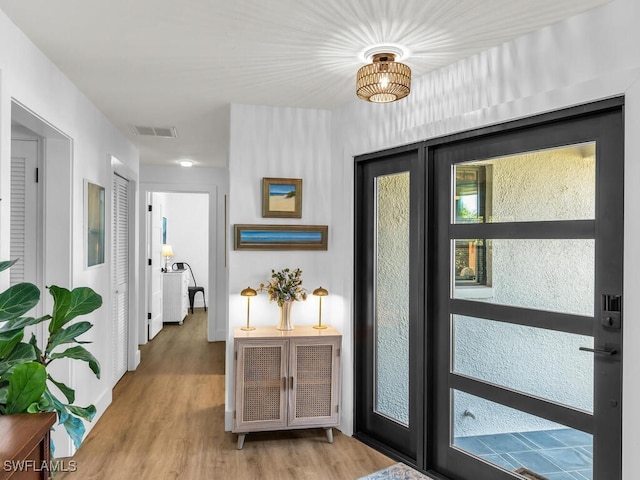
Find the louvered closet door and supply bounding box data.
[11,139,42,349]
[10,139,39,286]
[112,173,129,385]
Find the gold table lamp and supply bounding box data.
[312,287,329,329]
[240,286,257,331]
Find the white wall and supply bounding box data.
[0,9,139,457]
[226,105,333,429]
[327,0,640,475]
[139,165,228,342]
[157,192,209,307]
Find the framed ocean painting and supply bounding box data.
[85,180,105,267]
[262,177,302,218]
[234,224,328,250]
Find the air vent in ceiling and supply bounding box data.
[132,125,177,138]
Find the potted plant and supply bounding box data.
[259,267,307,330]
[0,259,102,450]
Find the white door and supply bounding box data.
[148,193,163,339]
[112,173,129,385]
[10,138,43,344]
[10,139,39,286]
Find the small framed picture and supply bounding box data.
[262,177,302,218]
[85,180,105,267]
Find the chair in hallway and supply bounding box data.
[173,262,207,314]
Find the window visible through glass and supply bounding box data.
[454,166,489,286]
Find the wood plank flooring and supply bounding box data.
[57,310,394,479]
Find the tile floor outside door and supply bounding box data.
[455,428,593,480]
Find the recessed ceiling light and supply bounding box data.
[178,160,194,167]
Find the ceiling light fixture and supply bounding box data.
[356,46,411,103]
[179,160,194,167]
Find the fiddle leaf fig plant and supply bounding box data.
[0,259,102,449]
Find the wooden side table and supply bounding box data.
[0,412,56,480]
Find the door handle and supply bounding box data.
[579,346,617,356]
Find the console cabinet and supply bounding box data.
[162,270,188,324]
[233,326,341,449]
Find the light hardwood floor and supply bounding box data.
[58,310,395,479]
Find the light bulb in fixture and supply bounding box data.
[179,160,194,167]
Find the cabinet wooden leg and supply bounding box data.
[324,427,334,444]
[237,433,246,450]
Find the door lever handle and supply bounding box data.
[579,346,617,356]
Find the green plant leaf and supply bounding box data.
[0,384,7,405]
[62,413,86,450]
[49,346,101,379]
[0,342,37,377]
[43,388,68,424]
[0,283,40,322]
[0,259,18,273]
[5,362,46,414]
[28,334,43,361]
[47,374,75,403]
[46,321,93,355]
[66,404,96,422]
[36,393,53,412]
[0,328,23,359]
[0,315,50,333]
[48,286,71,333]
[49,286,102,333]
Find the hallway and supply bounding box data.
[58,310,394,479]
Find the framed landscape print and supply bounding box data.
[262,177,302,218]
[234,224,328,251]
[86,180,105,267]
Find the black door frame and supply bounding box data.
[354,144,427,465]
[353,96,624,479]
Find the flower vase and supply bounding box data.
[278,300,294,331]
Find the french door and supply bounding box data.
[354,145,425,463]
[354,98,623,480]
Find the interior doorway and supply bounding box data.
[144,191,210,341]
[10,100,74,455]
[354,98,624,480]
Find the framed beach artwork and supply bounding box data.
[162,216,167,244]
[262,177,302,218]
[85,180,105,267]
[234,224,328,251]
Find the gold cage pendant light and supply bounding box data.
[356,51,411,103]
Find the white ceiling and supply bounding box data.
[0,0,610,168]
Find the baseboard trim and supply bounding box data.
[225,410,233,431]
[87,387,113,432]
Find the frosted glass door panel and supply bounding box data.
[453,315,594,412]
[452,391,593,479]
[452,239,595,316]
[374,172,410,426]
[453,142,595,224]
